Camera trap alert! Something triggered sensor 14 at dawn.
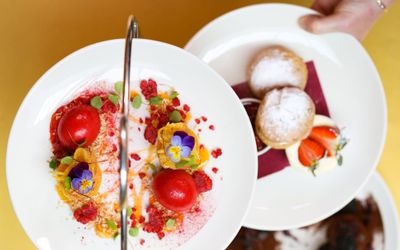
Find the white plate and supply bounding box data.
[185,3,387,230]
[358,173,399,250]
[6,39,257,249]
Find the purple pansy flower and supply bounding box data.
[69,162,94,194]
[166,131,195,163]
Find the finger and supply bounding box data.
[298,13,349,34]
[311,0,338,15]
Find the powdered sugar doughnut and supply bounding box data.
[248,46,308,98]
[256,87,315,149]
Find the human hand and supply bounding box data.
[299,0,394,40]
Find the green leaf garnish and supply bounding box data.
[132,95,142,109]
[60,156,73,165]
[190,164,200,170]
[114,81,123,95]
[127,207,133,217]
[108,94,119,105]
[49,159,57,170]
[165,218,175,229]
[169,110,181,123]
[90,96,103,110]
[113,232,119,240]
[149,163,158,172]
[169,91,179,100]
[106,220,117,230]
[337,154,343,166]
[64,177,71,190]
[129,227,139,237]
[149,96,163,105]
[176,160,188,169]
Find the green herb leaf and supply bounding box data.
[176,160,188,169]
[169,110,182,123]
[64,177,71,190]
[113,232,119,240]
[149,96,163,105]
[169,91,179,100]
[190,164,200,170]
[132,95,142,109]
[129,227,139,237]
[49,159,57,170]
[60,156,73,165]
[114,81,123,95]
[149,163,158,172]
[166,218,175,229]
[127,207,133,217]
[90,96,103,110]
[337,154,343,166]
[108,94,119,105]
[106,220,117,230]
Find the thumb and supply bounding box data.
[299,14,348,34]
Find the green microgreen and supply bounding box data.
[165,218,175,229]
[169,91,179,100]
[127,207,133,217]
[169,110,181,123]
[64,177,71,190]
[90,96,103,110]
[129,227,139,237]
[132,95,142,109]
[49,159,57,170]
[106,220,117,230]
[60,156,73,165]
[149,96,163,105]
[114,81,123,95]
[108,94,119,105]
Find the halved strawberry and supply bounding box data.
[309,126,339,157]
[298,138,326,167]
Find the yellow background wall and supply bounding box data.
[0,0,398,249]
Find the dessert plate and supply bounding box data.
[185,3,387,230]
[6,39,257,249]
[359,173,399,250]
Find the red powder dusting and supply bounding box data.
[108,131,115,137]
[143,206,165,234]
[211,148,222,159]
[212,167,219,174]
[129,183,133,189]
[195,118,201,124]
[209,125,215,130]
[183,104,190,112]
[201,116,208,122]
[130,153,141,161]
[112,144,117,152]
[139,118,143,123]
[138,172,146,179]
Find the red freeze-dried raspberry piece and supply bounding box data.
[201,116,208,122]
[143,206,164,233]
[130,153,141,161]
[73,202,97,224]
[157,231,165,240]
[211,148,222,159]
[140,239,145,245]
[144,125,157,144]
[193,171,213,193]
[212,167,219,174]
[209,125,215,130]
[140,79,158,100]
[183,104,190,112]
[138,172,146,179]
[195,118,201,124]
[172,97,180,107]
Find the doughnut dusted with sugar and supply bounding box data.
[248,45,308,98]
[256,87,315,149]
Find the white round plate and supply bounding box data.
[185,3,387,230]
[358,173,399,250]
[6,39,257,249]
